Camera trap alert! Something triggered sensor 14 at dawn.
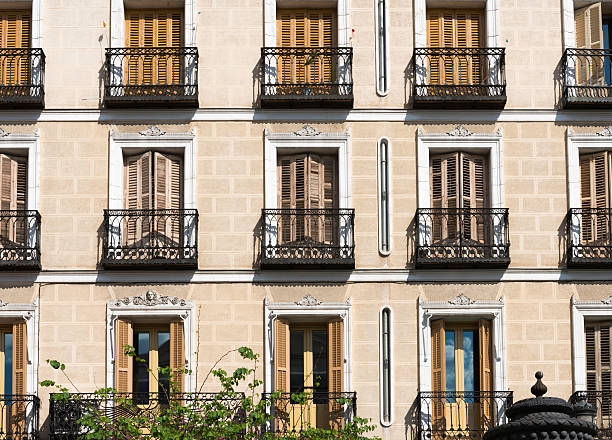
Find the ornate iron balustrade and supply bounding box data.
[0,48,44,108]
[49,392,245,440]
[261,208,355,268]
[262,392,357,434]
[562,49,612,107]
[570,391,612,440]
[104,47,198,107]
[416,208,510,267]
[0,394,41,440]
[0,210,41,269]
[413,47,506,108]
[260,47,353,107]
[102,209,198,268]
[566,208,612,266]
[417,391,513,440]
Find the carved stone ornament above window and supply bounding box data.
[602,295,612,304]
[596,126,612,136]
[448,293,476,305]
[0,128,10,137]
[0,300,8,307]
[447,125,472,137]
[294,125,321,137]
[139,125,166,137]
[295,294,323,306]
[116,290,186,307]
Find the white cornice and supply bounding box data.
[4,108,612,123]
[0,268,611,283]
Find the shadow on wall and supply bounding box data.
[404,397,420,440]
[558,213,569,268]
[252,215,263,269]
[406,216,416,269]
[404,54,416,109]
[553,55,565,111]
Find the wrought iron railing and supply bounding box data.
[0,394,40,440]
[413,48,506,106]
[570,391,612,440]
[261,208,355,268]
[0,210,41,269]
[262,392,356,434]
[49,392,245,440]
[102,209,198,268]
[566,208,612,266]
[104,47,198,106]
[562,49,612,106]
[0,48,44,107]
[261,47,353,106]
[416,208,510,266]
[417,391,513,440]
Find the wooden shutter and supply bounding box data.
[462,153,488,242]
[114,319,133,393]
[579,152,611,242]
[478,319,493,428]
[125,152,152,244]
[12,321,26,395]
[431,153,459,241]
[431,320,446,429]
[0,154,27,246]
[274,318,290,392]
[0,12,31,87]
[586,323,612,423]
[153,152,183,246]
[574,3,604,86]
[328,318,344,429]
[170,320,185,393]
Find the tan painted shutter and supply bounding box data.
[153,152,182,245]
[328,318,344,429]
[10,320,27,435]
[586,323,612,424]
[170,320,185,393]
[478,319,493,428]
[274,318,290,392]
[114,319,133,393]
[430,153,459,241]
[580,152,611,242]
[0,154,27,245]
[427,12,442,85]
[277,154,307,243]
[431,320,446,430]
[125,152,152,243]
[574,3,604,85]
[462,153,488,242]
[0,13,31,87]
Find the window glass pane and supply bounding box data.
[445,330,456,401]
[312,330,328,397]
[463,330,475,398]
[4,333,12,395]
[133,331,150,397]
[158,332,170,396]
[290,330,304,393]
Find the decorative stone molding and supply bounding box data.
[602,295,612,304]
[419,125,502,138]
[294,125,320,136]
[0,299,8,307]
[448,293,476,305]
[597,126,612,136]
[295,294,322,306]
[139,125,166,136]
[447,125,472,137]
[115,290,186,307]
[0,128,10,137]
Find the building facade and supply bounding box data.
[0,0,608,439]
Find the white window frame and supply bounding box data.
[379,306,392,427]
[417,126,504,247]
[263,126,351,249]
[418,295,507,429]
[377,137,392,255]
[263,295,352,396]
[375,0,390,96]
[106,291,195,393]
[108,126,196,251]
[562,0,577,49]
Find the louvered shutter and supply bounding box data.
[170,320,185,393]
[431,320,446,430]
[328,318,344,429]
[153,152,183,247]
[125,152,152,244]
[579,152,611,243]
[114,319,133,393]
[574,3,604,86]
[430,153,459,241]
[0,12,31,87]
[0,154,27,246]
[586,323,612,424]
[10,321,26,436]
[478,319,493,428]
[462,153,488,243]
[274,318,290,392]
[278,154,307,243]
[427,13,442,85]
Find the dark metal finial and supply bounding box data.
[531,371,547,397]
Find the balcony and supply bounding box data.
[0,394,41,440]
[49,392,244,440]
[262,392,357,434]
[413,47,506,108]
[260,47,353,108]
[260,208,355,269]
[101,209,198,268]
[0,210,41,270]
[415,208,510,267]
[562,49,612,108]
[417,391,513,440]
[566,208,612,266]
[0,49,44,108]
[104,47,198,107]
[570,391,612,440]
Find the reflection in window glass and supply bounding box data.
[312,330,328,394]
[445,330,456,401]
[158,332,170,397]
[463,330,475,398]
[290,330,304,393]
[134,332,150,399]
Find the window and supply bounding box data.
[375,0,389,95]
[114,319,184,395]
[579,151,611,242]
[380,307,392,426]
[378,138,391,255]
[0,12,31,86]
[0,153,27,246]
[585,322,612,426]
